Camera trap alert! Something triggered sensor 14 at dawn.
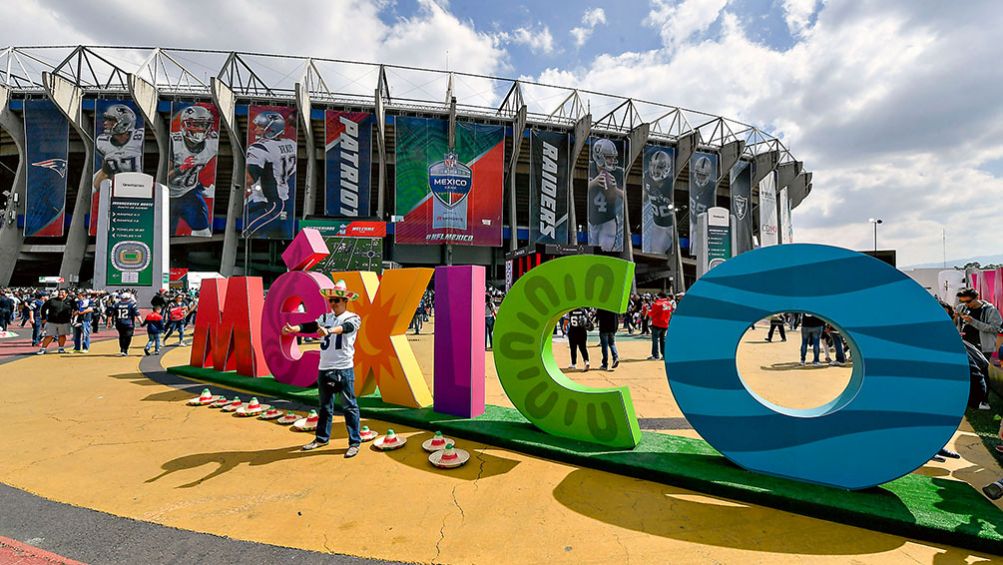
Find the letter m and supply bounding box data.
[189,277,268,377]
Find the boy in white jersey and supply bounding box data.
[282,280,364,457]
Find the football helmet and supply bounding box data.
[180,105,213,145]
[103,104,136,135]
[592,138,618,171]
[649,150,672,181]
[253,111,286,140]
[693,156,713,185]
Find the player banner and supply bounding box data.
[730,160,753,254]
[758,171,778,247]
[642,144,676,256]
[300,218,384,274]
[91,99,145,236]
[23,99,69,237]
[688,151,719,255]
[779,185,792,244]
[529,129,570,244]
[325,111,373,217]
[394,117,504,246]
[169,102,219,237]
[587,136,628,252]
[243,105,298,240]
[105,173,155,286]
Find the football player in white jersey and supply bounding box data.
[587,139,624,252]
[169,105,218,236]
[93,104,143,190]
[643,149,675,255]
[244,110,297,238]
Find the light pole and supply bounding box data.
[868,218,883,252]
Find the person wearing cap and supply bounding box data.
[112,293,141,356]
[282,280,364,458]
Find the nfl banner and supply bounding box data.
[168,101,219,237]
[730,160,753,254]
[587,136,628,252]
[394,117,504,246]
[688,151,719,255]
[641,144,676,256]
[779,185,792,243]
[243,105,298,240]
[91,99,145,236]
[324,111,373,217]
[23,99,69,237]
[758,171,778,247]
[529,129,570,244]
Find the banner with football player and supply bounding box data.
[641,144,676,256]
[394,117,504,246]
[729,159,753,254]
[23,99,69,237]
[243,105,298,240]
[324,110,373,217]
[688,151,719,255]
[529,129,570,244]
[168,101,219,237]
[587,136,628,252]
[758,171,778,247]
[91,99,145,236]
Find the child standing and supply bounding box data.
[142,305,165,356]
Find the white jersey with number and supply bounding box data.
[246,137,296,204]
[169,132,219,197]
[315,311,362,371]
[96,130,144,175]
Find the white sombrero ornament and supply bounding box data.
[359,426,379,442]
[292,410,319,432]
[235,397,270,417]
[429,442,470,469]
[186,388,219,406]
[421,431,456,453]
[209,396,232,409]
[259,408,283,420]
[221,397,243,413]
[320,279,360,302]
[373,428,406,451]
[277,411,300,425]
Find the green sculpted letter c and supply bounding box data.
[493,256,640,449]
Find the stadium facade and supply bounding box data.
[0,46,812,290]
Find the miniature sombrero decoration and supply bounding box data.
[220,397,243,413]
[209,396,232,409]
[421,431,456,453]
[359,426,379,442]
[186,388,217,406]
[429,442,470,469]
[373,428,406,451]
[235,397,270,417]
[277,411,300,425]
[319,279,360,302]
[259,408,283,420]
[292,410,319,432]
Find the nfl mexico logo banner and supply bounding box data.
[394,117,504,246]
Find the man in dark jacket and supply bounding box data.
[596,309,620,371]
[37,288,74,354]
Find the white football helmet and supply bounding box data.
[180,105,213,145]
[592,138,619,171]
[102,104,136,135]
[693,156,713,185]
[649,150,672,181]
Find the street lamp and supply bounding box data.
[868,218,883,252]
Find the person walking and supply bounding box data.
[566,307,591,371]
[283,280,364,458]
[799,313,826,366]
[597,309,620,371]
[766,313,787,342]
[72,290,95,353]
[485,293,498,349]
[112,293,141,356]
[142,305,165,355]
[647,292,672,360]
[955,289,1000,410]
[0,291,13,333]
[163,294,190,346]
[37,289,74,354]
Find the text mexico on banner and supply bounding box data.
[325,111,373,217]
[169,101,220,237]
[106,174,155,286]
[23,99,69,237]
[642,145,676,256]
[758,171,778,247]
[91,99,145,236]
[394,117,504,246]
[688,151,719,253]
[529,129,569,244]
[243,105,298,240]
[587,136,628,252]
[730,160,753,254]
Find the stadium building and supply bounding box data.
[0,46,811,290]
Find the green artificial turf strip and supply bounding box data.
[965,365,1003,468]
[168,364,1003,554]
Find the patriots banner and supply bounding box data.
[529,129,570,244]
[688,151,719,255]
[325,111,373,217]
[730,160,753,254]
[587,136,628,252]
[243,105,298,240]
[758,171,778,247]
[394,117,504,246]
[169,101,220,237]
[90,99,145,236]
[641,144,676,256]
[23,99,69,237]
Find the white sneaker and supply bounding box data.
[584,362,590,371]
[36,348,46,355]
[568,364,577,370]
[119,351,128,357]
[82,349,89,354]
[978,401,991,410]
[57,348,66,354]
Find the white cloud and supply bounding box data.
[781,0,821,37]
[498,24,556,55]
[646,0,729,52]
[570,7,607,48]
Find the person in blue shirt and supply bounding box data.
[113,293,141,356]
[73,290,95,353]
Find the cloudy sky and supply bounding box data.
[3,0,1001,266]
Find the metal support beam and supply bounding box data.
[0,85,26,286]
[623,123,650,275]
[294,81,316,218]
[670,131,698,293]
[44,72,92,285]
[127,74,168,184]
[508,105,527,252]
[568,113,591,245]
[211,77,242,277]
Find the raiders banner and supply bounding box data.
[641,144,676,256]
[587,136,628,252]
[688,151,719,255]
[729,160,753,254]
[758,171,778,247]
[529,130,570,244]
[325,111,373,217]
[23,99,69,237]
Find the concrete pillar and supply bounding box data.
[211,77,242,277]
[714,140,745,198]
[0,86,26,286]
[670,131,698,293]
[508,105,527,252]
[568,114,591,245]
[624,123,650,275]
[295,81,316,218]
[128,74,168,184]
